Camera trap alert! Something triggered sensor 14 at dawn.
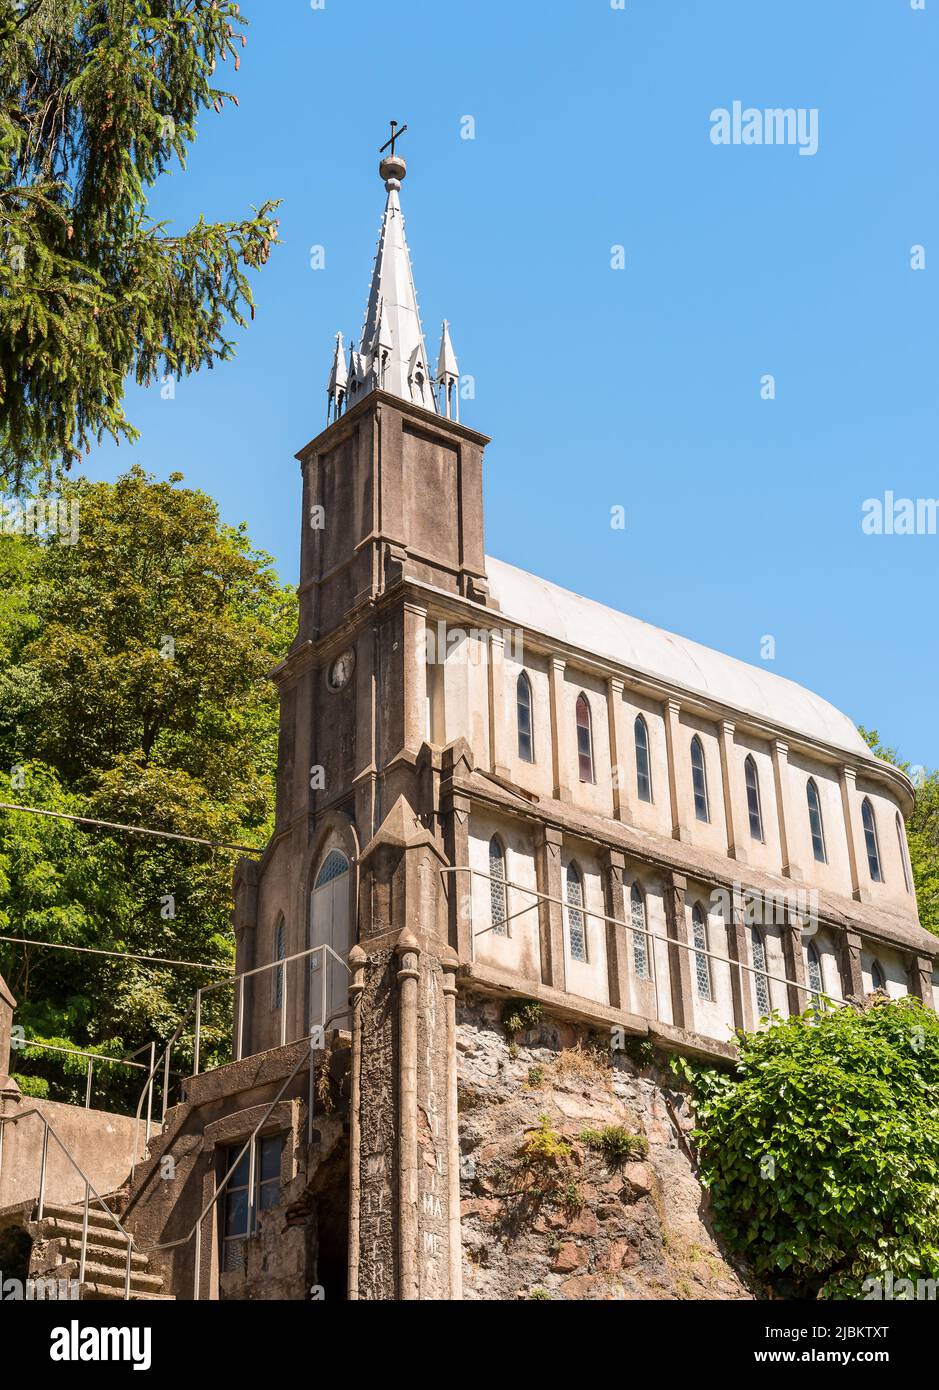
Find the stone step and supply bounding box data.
[38,1200,126,1232]
[59,1258,164,1295]
[57,1236,151,1273]
[37,1216,138,1255]
[80,1282,175,1302]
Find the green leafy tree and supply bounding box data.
[0,466,294,1107]
[0,0,279,489]
[861,727,939,937]
[684,998,939,1299]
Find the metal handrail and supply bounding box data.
[129,998,352,1300]
[129,943,351,1171]
[0,1107,136,1299]
[441,864,846,1016]
[12,1038,151,1111]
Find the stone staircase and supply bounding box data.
[28,1199,171,1300]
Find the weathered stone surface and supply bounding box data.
[456,993,751,1302]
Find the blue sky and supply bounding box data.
[86,0,938,768]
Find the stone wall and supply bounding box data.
[456,993,750,1301]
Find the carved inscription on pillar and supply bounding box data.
[416,956,450,1299]
[357,951,397,1300]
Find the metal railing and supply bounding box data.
[441,864,846,1022]
[0,1107,137,1298]
[12,1037,155,1112]
[129,942,351,1171]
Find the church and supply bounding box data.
[0,142,935,1303]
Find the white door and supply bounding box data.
[309,851,351,1031]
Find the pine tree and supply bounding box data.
[0,0,279,491]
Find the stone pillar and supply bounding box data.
[548,657,572,803]
[664,872,693,1029]
[403,601,429,756]
[535,824,566,992]
[663,698,688,842]
[725,886,754,1033]
[0,973,20,1100]
[717,720,747,863]
[441,952,462,1299]
[349,797,459,1301]
[782,917,810,1016]
[603,849,630,1011]
[440,740,475,961]
[487,631,511,778]
[910,955,935,1007]
[839,766,867,904]
[772,739,803,881]
[606,677,631,824]
[839,928,865,1003]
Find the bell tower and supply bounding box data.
[235,136,493,1298]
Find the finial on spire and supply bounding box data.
[379,119,408,189]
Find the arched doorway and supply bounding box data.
[309,850,351,1031]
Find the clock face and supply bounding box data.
[327,649,355,690]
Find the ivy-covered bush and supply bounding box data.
[681,996,939,1298]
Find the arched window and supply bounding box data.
[751,925,770,1017]
[630,883,650,979]
[692,903,711,999]
[861,798,883,882]
[634,715,652,803]
[807,779,827,863]
[516,672,534,763]
[896,812,913,894]
[870,958,886,993]
[315,850,349,888]
[575,694,594,783]
[565,862,587,963]
[690,736,709,822]
[806,941,823,1009]
[745,755,764,842]
[271,917,286,1010]
[489,836,508,937]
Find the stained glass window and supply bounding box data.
[691,737,709,822]
[692,903,711,999]
[566,863,587,962]
[630,883,649,979]
[489,837,508,937]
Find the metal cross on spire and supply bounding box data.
[379,120,408,158]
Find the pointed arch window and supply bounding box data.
[516,672,534,763]
[634,715,652,803]
[575,694,595,784]
[745,755,764,841]
[870,958,886,993]
[690,736,710,822]
[807,779,827,863]
[565,862,587,963]
[751,926,770,1017]
[861,798,883,882]
[315,850,349,888]
[489,836,508,937]
[630,883,650,979]
[692,903,712,999]
[271,917,286,1010]
[896,812,913,894]
[806,941,823,1009]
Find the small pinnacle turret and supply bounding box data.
[324,131,461,423]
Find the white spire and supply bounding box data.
[328,140,457,421]
[326,332,347,424]
[436,319,459,421]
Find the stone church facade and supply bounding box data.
[1,149,936,1302]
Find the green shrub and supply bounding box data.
[503,998,543,1037]
[520,1114,572,1166]
[578,1125,648,1167]
[686,996,939,1298]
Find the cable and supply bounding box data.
[0,933,233,974]
[0,801,264,855]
